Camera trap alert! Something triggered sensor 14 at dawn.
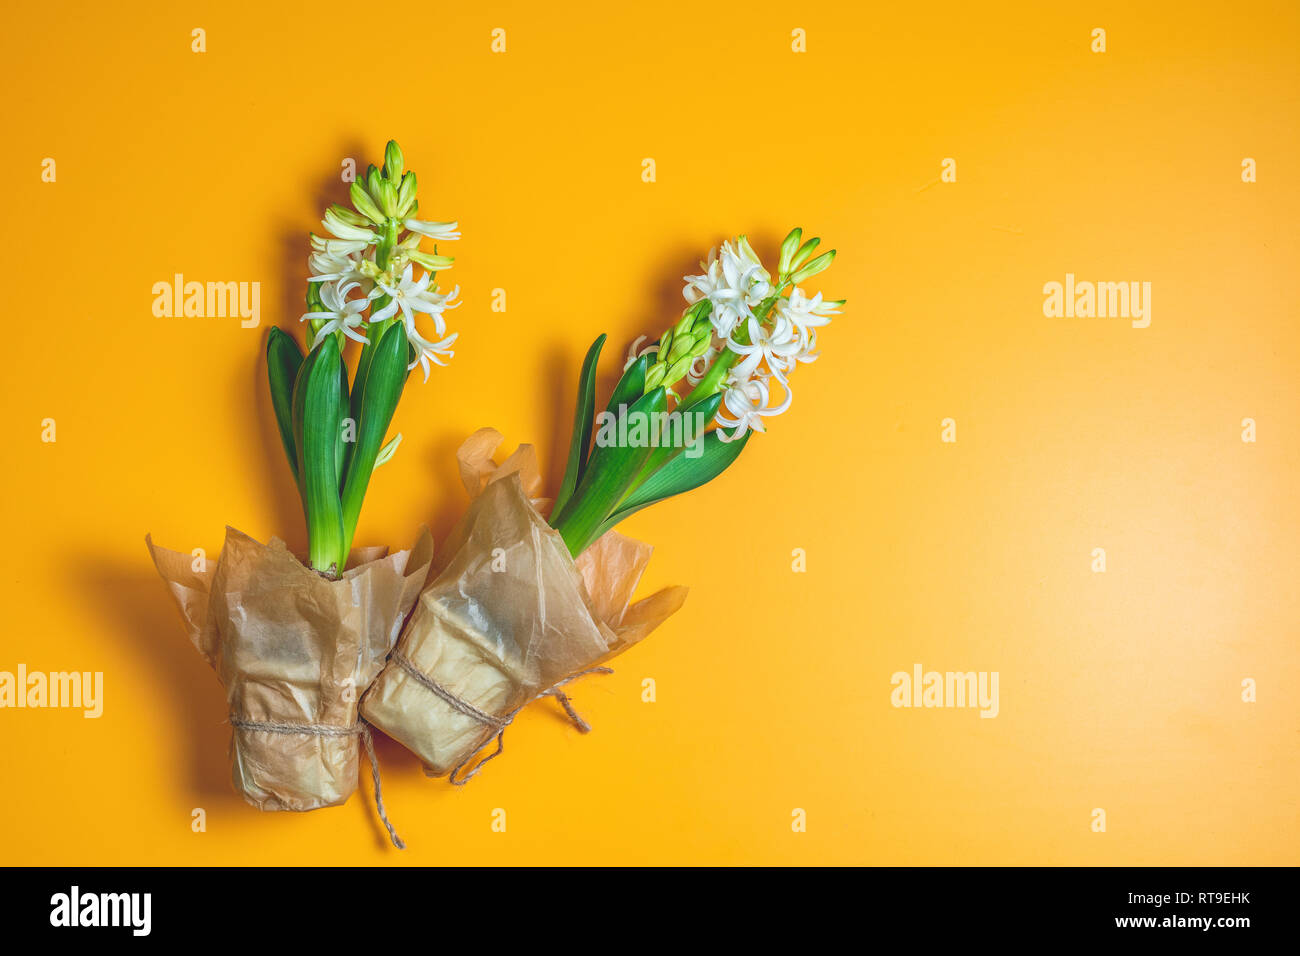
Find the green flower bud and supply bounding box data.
[736,234,760,265]
[366,166,383,203]
[674,312,695,337]
[665,354,693,384]
[350,182,385,224]
[692,327,713,353]
[377,179,399,218]
[397,171,418,217]
[788,249,836,286]
[658,330,674,356]
[790,237,821,271]
[383,140,404,179]
[408,250,454,272]
[779,227,803,275]
[330,204,370,227]
[668,333,694,362]
[644,362,667,390]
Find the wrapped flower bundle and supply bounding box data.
[148,142,460,842]
[363,229,840,781]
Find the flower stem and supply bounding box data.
[329,220,400,571]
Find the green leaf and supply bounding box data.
[349,296,393,431]
[337,357,351,485]
[595,427,750,540]
[551,387,667,556]
[266,328,304,488]
[339,323,410,557]
[622,391,723,497]
[552,334,606,518]
[351,332,377,426]
[293,336,346,574]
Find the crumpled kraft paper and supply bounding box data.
[146,527,434,811]
[361,428,687,778]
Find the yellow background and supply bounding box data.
[1,0,1296,865]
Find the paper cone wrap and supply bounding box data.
[361,429,687,778]
[147,527,434,811]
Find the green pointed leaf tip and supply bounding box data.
[609,353,648,407]
[267,328,304,485]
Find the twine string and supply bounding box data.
[389,649,613,785]
[229,716,405,850]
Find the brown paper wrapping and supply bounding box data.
[361,429,687,778]
[147,527,434,811]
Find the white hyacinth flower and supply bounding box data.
[409,330,458,382]
[728,311,802,381]
[307,248,367,285]
[369,264,461,380]
[775,288,839,358]
[623,334,660,370]
[322,207,378,243]
[370,265,459,334]
[683,238,773,339]
[404,218,461,241]
[716,367,791,442]
[793,328,822,366]
[310,235,370,256]
[685,343,720,387]
[301,280,371,348]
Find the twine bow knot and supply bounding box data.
[388,649,613,785]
